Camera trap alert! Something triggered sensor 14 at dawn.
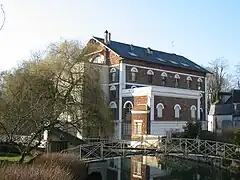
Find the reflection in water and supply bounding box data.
[88,155,238,180]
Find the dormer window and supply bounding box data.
[130,67,138,82]
[128,45,138,57]
[186,76,192,89]
[147,69,154,84]
[110,68,117,82]
[161,72,167,86]
[197,78,203,90]
[174,74,180,87]
[147,47,153,55]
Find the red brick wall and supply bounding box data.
[131,156,149,180]
[154,96,197,121]
[131,96,149,136]
[124,59,205,76]
[125,64,205,91]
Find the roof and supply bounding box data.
[93,36,210,74]
[209,104,234,115]
[50,128,86,146]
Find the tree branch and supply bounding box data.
[0,4,6,31]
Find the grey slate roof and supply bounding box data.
[93,36,210,73]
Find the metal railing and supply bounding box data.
[62,136,240,164]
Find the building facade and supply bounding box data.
[87,30,210,139]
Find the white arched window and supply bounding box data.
[110,85,116,91]
[109,101,117,108]
[186,76,192,89]
[123,101,133,121]
[130,67,138,81]
[109,101,117,120]
[110,85,117,99]
[174,104,181,118]
[197,78,203,90]
[110,68,117,82]
[147,69,154,83]
[174,74,180,87]
[161,72,167,86]
[156,103,164,118]
[190,105,197,119]
[92,55,104,64]
[131,85,137,89]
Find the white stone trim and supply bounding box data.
[123,100,133,108]
[156,103,165,109]
[125,63,205,78]
[118,62,123,139]
[134,120,143,123]
[109,83,119,86]
[147,69,154,75]
[109,64,120,68]
[197,97,201,120]
[92,37,120,57]
[110,85,116,91]
[110,67,117,73]
[125,83,204,93]
[131,67,138,72]
[131,110,150,114]
[174,73,180,79]
[109,101,117,108]
[122,86,203,99]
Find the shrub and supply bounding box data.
[0,164,73,180]
[31,153,88,180]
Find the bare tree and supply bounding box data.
[0,4,6,31]
[206,58,230,104]
[0,40,114,162]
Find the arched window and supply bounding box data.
[123,101,133,121]
[110,68,117,82]
[190,105,197,119]
[174,104,181,118]
[109,101,117,108]
[110,85,117,99]
[147,70,154,83]
[131,85,137,89]
[161,72,167,86]
[197,78,203,90]
[130,67,138,81]
[156,103,164,118]
[92,55,104,64]
[109,101,117,119]
[174,74,180,87]
[186,76,192,89]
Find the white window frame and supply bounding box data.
[174,104,181,118]
[112,72,116,82]
[109,101,117,109]
[130,67,138,81]
[190,105,197,118]
[133,161,142,177]
[134,120,142,135]
[156,103,164,118]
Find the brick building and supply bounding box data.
[87,30,211,139]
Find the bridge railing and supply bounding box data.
[61,137,240,163]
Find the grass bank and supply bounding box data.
[0,153,88,180]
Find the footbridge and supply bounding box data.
[62,136,240,165]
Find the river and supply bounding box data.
[88,155,239,180]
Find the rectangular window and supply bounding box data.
[131,72,136,81]
[134,122,142,135]
[112,73,116,82]
[133,161,142,177]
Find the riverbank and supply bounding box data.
[0,153,89,180]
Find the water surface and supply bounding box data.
[88,155,239,180]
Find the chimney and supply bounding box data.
[108,33,111,44]
[104,30,109,44]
